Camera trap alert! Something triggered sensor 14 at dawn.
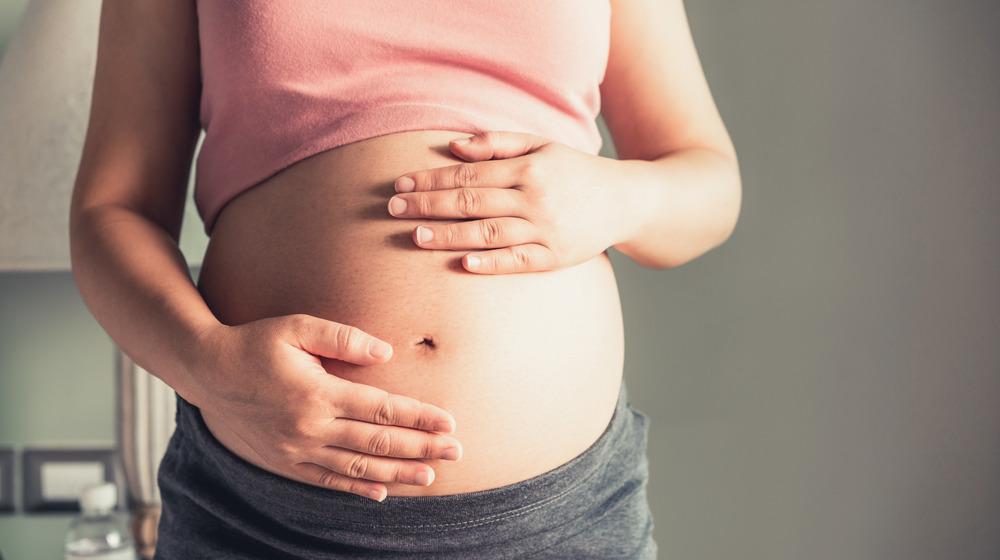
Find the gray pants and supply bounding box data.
[155,384,656,559]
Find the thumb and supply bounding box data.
[287,315,393,366]
[449,131,547,161]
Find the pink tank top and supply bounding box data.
[194,0,611,231]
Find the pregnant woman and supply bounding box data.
[71,0,740,558]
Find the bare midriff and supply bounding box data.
[196,130,625,496]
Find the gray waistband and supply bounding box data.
[158,383,651,559]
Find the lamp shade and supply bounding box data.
[0,0,101,270]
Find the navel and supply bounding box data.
[415,336,437,350]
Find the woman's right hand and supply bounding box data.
[189,314,462,501]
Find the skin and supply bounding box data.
[70,0,739,502]
[389,0,740,274]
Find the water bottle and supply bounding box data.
[64,482,136,560]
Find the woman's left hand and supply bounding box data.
[387,131,627,274]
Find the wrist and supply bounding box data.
[174,318,231,408]
[608,159,661,252]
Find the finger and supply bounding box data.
[292,463,389,501]
[395,158,524,193]
[285,314,393,365]
[388,187,524,220]
[413,217,536,251]
[336,382,457,434]
[464,244,558,275]
[328,420,463,461]
[448,131,548,162]
[308,447,439,486]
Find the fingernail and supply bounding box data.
[395,176,416,193]
[442,447,462,461]
[414,470,433,486]
[368,489,386,502]
[368,340,392,360]
[465,255,481,270]
[451,137,472,146]
[415,226,434,244]
[387,197,407,216]
[433,420,455,433]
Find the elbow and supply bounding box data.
[715,174,742,248]
[621,162,742,271]
[693,154,742,260]
[624,221,737,271]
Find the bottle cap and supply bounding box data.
[79,482,117,511]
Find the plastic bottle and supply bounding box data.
[63,482,136,560]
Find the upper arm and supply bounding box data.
[599,0,735,162]
[72,0,202,239]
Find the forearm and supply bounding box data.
[612,147,741,269]
[70,203,220,403]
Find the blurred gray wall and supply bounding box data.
[2,1,999,559]
[0,0,29,53]
[617,1,1000,558]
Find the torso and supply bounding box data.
[196,130,625,496]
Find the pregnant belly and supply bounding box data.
[196,131,625,495]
